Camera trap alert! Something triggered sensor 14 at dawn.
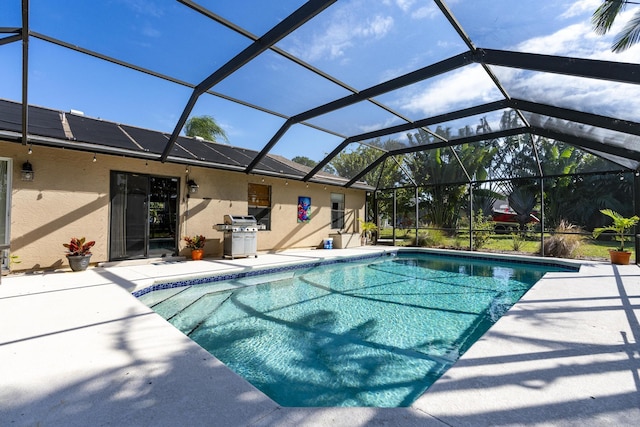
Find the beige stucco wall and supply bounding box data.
[2,141,365,272]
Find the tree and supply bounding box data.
[592,0,640,52]
[330,138,406,188]
[292,155,336,175]
[185,115,228,142]
[405,120,498,231]
[330,139,407,228]
[292,156,317,168]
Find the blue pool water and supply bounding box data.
[138,251,576,407]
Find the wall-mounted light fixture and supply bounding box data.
[187,179,199,194]
[21,161,34,181]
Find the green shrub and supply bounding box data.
[511,232,525,251]
[471,210,493,250]
[413,229,446,247]
[542,220,584,258]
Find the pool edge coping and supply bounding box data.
[133,247,585,299]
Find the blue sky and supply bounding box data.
[1,0,639,162]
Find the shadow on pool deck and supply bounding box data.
[1,248,639,426]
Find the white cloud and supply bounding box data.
[506,70,640,122]
[293,9,393,62]
[411,4,440,20]
[394,0,416,13]
[560,0,601,19]
[354,15,394,39]
[118,0,164,18]
[141,25,161,38]
[516,8,640,61]
[400,65,500,117]
[517,22,594,56]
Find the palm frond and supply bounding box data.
[592,0,628,35]
[612,9,640,51]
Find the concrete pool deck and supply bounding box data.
[1,247,639,426]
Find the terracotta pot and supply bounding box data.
[609,250,631,265]
[191,249,204,260]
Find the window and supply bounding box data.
[248,183,271,230]
[331,193,345,229]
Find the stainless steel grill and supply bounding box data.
[214,214,262,259]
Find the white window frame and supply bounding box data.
[330,192,345,230]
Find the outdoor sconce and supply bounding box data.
[187,179,199,194]
[21,161,34,181]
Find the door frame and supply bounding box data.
[109,171,179,261]
[0,158,11,272]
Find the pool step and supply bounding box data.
[171,292,233,335]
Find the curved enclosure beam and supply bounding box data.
[160,0,337,162]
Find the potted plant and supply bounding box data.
[184,235,206,260]
[359,219,378,245]
[63,237,95,271]
[592,209,639,265]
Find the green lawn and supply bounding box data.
[377,228,635,262]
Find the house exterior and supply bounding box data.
[0,100,368,272]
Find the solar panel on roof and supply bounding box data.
[175,136,245,167]
[257,156,306,177]
[119,125,195,159]
[0,100,21,133]
[66,114,141,151]
[30,107,68,140]
[206,142,256,165]
[0,100,67,140]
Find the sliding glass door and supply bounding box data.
[0,159,9,271]
[110,172,178,260]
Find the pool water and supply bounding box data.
[138,252,574,407]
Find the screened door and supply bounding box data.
[110,172,178,260]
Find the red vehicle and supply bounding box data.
[492,204,540,233]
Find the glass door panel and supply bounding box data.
[110,172,148,260]
[0,159,9,272]
[148,176,178,257]
[110,172,179,260]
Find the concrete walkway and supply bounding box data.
[1,248,639,426]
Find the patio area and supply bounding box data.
[1,247,639,426]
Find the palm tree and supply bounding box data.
[185,115,228,142]
[592,0,640,52]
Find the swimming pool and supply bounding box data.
[137,251,577,407]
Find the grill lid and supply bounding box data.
[224,214,258,225]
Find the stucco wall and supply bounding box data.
[2,141,365,271]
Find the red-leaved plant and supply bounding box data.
[63,237,95,256]
[183,235,206,249]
